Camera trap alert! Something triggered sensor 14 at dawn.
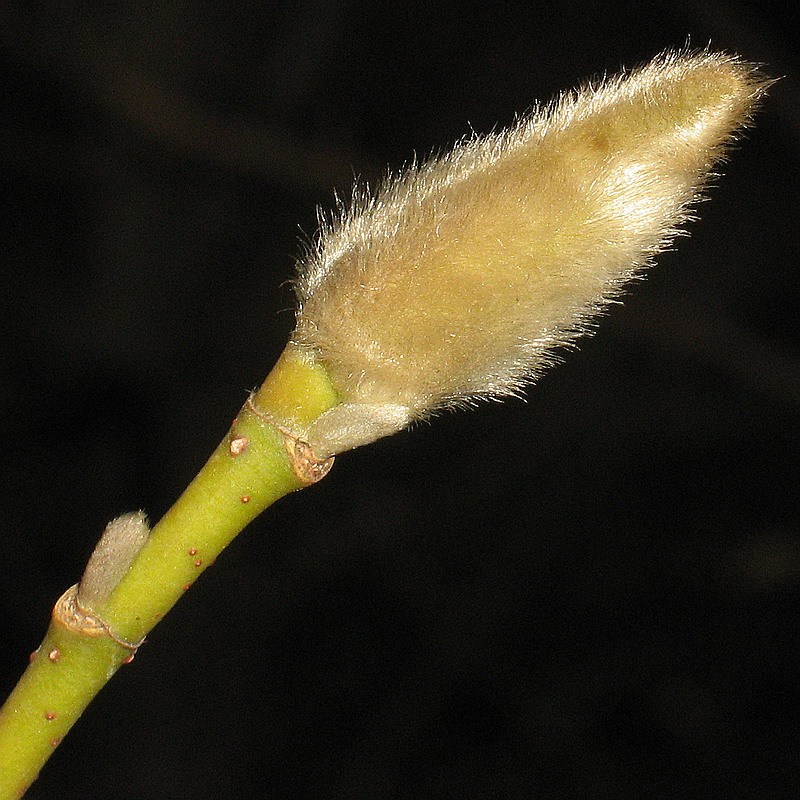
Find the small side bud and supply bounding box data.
[77,511,150,611]
[291,49,769,455]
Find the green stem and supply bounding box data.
[0,346,338,798]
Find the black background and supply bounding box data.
[1,1,798,797]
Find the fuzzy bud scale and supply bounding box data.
[290,50,767,456]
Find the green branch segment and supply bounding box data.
[0,346,339,798]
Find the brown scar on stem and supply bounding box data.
[52,584,144,652]
[229,436,249,456]
[246,395,334,485]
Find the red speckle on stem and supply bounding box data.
[183,583,191,591]
[241,495,251,503]
[44,711,56,721]
[188,547,198,556]
[122,653,136,665]
[28,650,38,663]
[50,738,61,748]
[48,648,61,663]
[193,559,203,567]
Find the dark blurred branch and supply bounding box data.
[0,0,372,193]
[103,69,370,191]
[629,305,800,410]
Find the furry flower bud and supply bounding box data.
[290,50,767,456]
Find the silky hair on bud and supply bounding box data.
[77,511,150,610]
[292,49,768,456]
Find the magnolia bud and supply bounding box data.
[289,50,767,456]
